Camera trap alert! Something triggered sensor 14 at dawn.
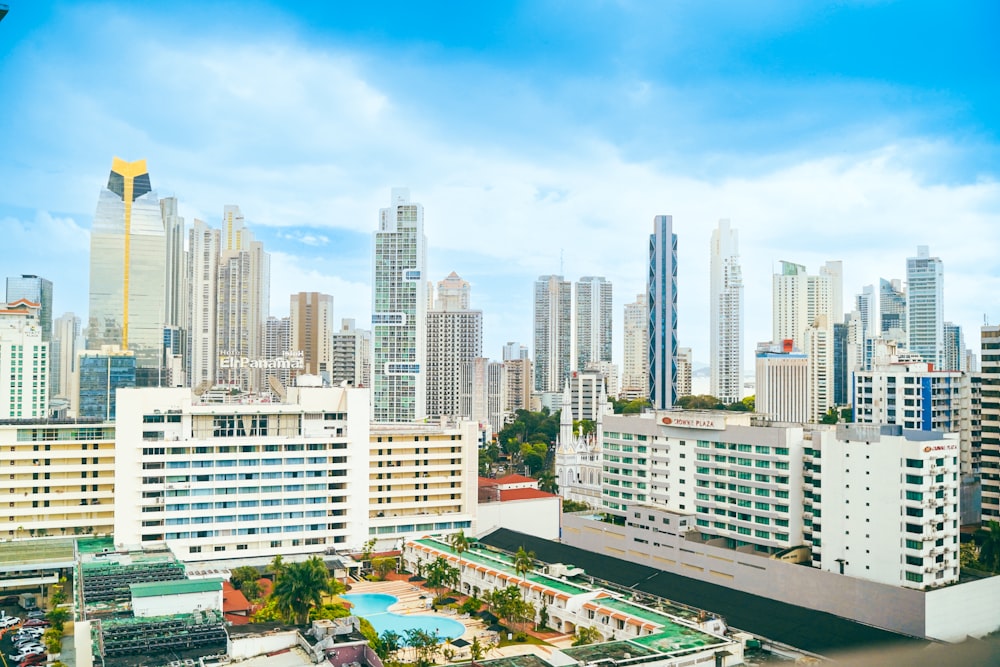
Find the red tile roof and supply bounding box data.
[222,585,251,614]
[498,488,559,502]
[495,474,536,485]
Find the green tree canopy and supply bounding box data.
[272,556,338,624]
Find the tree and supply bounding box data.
[425,556,459,602]
[537,603,549,631]
[960,541,979,569]
[820,407,839,424]
[272,556,337,624]
[404,628,442,667]
[520,442,548,474]
[572,626,603,646]
[230,565,260,590]
[611,398,651,414]
[976,520,1000,571]
[449,529,470,591]
[572,419,595,437]
[537,469,558,494]
[267,554,286,579]
[241,579,262,601]
[375,630,403,661]
[46,607,70,633]
[563,499,590,513]
[513,546,535,600]
[470,636,485,661]
[360,537,377,570]
[372,556,397,580]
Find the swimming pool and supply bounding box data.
[341,593,466,644]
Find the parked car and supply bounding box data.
[9,646,45,662]
[18,655,47,667]
[24,610,45,619]
[21,619,47,628]
[14,632,43,643]
[0,616,21,628]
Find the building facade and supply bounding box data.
[533,275,572,393]
[187,219,221,391]
[331,318,371,389]
[52,312,81,400]
[755,341,808,423]
[574,276,612,372]
[709,220,743,405]
[6,274,52,342]
[74,347,136,421]
[426,273,482,419]
[981,326,1000,520]
[648,216,677,410]
[372,188,428,422]
[290,292,334,380]
[621,294,648,401]
[906,246,944,368]
[0,300,48,419]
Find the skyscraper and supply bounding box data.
[186,219,221,390]
[87,158,166,382]
[426,273,482,419]
[943,321,965,372]
[676,347,692,399]
[879,278,906,339]
[574,276,612,371]
[216,205,270,391]
[755,340,808,423]
[160,197,187,330]
[647,215,677,410]
[290,292,334,380]
[533,275,572,393]
[372,188,427,422]
[981,326,1000,519]
[332,318,372,389]
[621,294,648,400]
[263,315,292,390]
[52,312,81,400]
[709,220,743,404]
[906,246,944,368]
[6,274,52,342]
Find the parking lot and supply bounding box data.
[0,599,48,667]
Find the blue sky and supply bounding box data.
[1,1,999,372]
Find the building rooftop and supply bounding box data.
[0,538,75,571]
[130,578,223,598]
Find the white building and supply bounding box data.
[476,475,561,540]
[0,300,48,419]
[621,294,648,401]
[709,219,743,405]
[647,216,677,410]
[187,219,221,391]
[755,341,808,423]
[574,276,612,372]
[113,385,371,561]
[981,326,1000,520]
[52,312,81,400]
[331,318,371,389]
[367,419,478,547]
[372,188,428,423]
[906,246,944,368]
[216,206,271,392]
[809,424,960,590]
[160,196,187,333]
[555,383,603,506]
[503,357,532,416]
[533,275,572,393]
[459,357,505,436]
[803,315,833,422]
[426,273,482,420]
[263,316,292,390]
[676,347,692,399]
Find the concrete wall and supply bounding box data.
[562,513,926,637]
[132,589,222,618]
[477,497,560,540]
[228,629,300,660]
[924,575,1000,641]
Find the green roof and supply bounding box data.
[130,578,222,598]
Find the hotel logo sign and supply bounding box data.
[661,415,726,430]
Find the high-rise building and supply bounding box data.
[621,294,648,401]
[160,197,187,329]
[879,278,907,339]
[6,274,52,342]
[87,158,166,382]
[772,261,838,421]
[186,219,221,391]
[427,273,482,419]
[981,326,1000,519]
[906,246,944,367]
[52,312,81,400]
[502,341,529,361]
[832,318,849,406]
[459,357,505,436]
[503,357,532,416]
[755,340,808,423]
[567,368,610,423]
[372,188,428,422]
[648,215,677,410]
[709,220,743,404]
[574,276,612,371]
[0,300,48,419]
[263,315,292,390]
[676,347,692,399]
[332,318,371,389]
[162,325,186,388]
[533,275,571,393]
[290,292,334,381]
[74,346,136,421]
[943,322,965,372]
[216,205,270,392]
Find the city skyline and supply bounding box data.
[1,3,999,373]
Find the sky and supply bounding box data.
[1,1,999,375]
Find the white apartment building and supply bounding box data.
[709,219,743,405]
[372,188,428,423]
[0,420,116,539]
[187,219,221,391]
[533,275,572,393]
[426,274,482,420]
[981,326,1000,520]
[906,246,944,368]
[808,424,960,590]
[573,276,612,372]
[114,386,370,561]
[51,312,81,401]
[676,347,692,399]
[603,411,806,555]
[368,419,478,547]
[803,316,833,422]
[502,357,531,416]
[621,295,648,401]
[0,300,48,419]
[331,318,372,389]
[755,341,808,423]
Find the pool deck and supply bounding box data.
[345,580,577,662]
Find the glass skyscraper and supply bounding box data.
[372,188,427,422]
[6,274,53,342]
[648,215,677,410]
[87,158,166,380]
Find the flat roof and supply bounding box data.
[130,578,223,598]
[481,528,924,656]
[0,538,75,571]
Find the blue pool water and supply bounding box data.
[341,593,465,644]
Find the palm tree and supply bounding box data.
[977,520,1000,571]
[267,553,286,580]
[449,529,470,593]
[272,556,335,624]
[513,546,535,602]
[537,470,558,494]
